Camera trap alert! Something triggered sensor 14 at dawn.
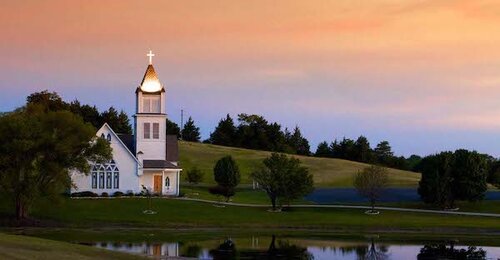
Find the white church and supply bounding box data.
[71,51,182,196]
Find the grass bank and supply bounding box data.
[0,233,143,259]
[179,141,420,187]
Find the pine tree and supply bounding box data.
[181,117,201,142]
[166,118,181,138]
[315,141,331,157]
[210,114,237,146]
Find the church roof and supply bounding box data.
[138,64,164,93]
[116,134,136,155]
[143,160,181,169]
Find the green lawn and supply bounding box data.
[179,141,420,187]
[0,233,143,260]
[3,198,499,233]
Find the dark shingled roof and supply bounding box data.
[166,135,179,161]
[143,160,180,169]
[116,134,136,155]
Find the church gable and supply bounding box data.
[96,123,140,167]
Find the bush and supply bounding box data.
[101,192,109,197]
[113,191,124,197]
[71,191,98,197]
[126,191,135,197]
[209,185,235,202]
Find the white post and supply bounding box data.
[161,170,165,195]
[176,171,180,196]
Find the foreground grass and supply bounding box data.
[0,233,143,260]
[2,198,499,233]
[179,141,420,187]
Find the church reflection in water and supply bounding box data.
[88,235,492,259]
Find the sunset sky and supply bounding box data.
[2,0,500,156]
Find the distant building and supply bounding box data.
[71,51,181,196]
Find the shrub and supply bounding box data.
[71,191,98,197]
[113,191,124,197]
[101,192,109,197]
[126,191,135,197]
[209,185,235,202]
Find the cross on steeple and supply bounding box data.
[147,50,155,65]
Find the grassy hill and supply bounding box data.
[179,141,420,187]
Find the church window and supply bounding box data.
[91,172,97,189]
[143,96,161,113]
[153,123,159,139]
[165,177,170,189]
[144,123,151,139]
[113,170,119,189]
[92,160,119,190]
[101,133,105,139]
[106,171,112,189]
[106,134,111,142]
[99,172,105,189]
[143,98,151,113]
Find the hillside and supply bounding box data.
[179,141,420,187]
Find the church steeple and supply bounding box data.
[137,50,164,93]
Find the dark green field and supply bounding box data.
[1,198,498,233]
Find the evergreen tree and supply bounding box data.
[354,136,372,162]
[181,116,201,142]
[374,141,393,164]
[285,126,311,156]
[315,141,331,157]
[100,107,132,134]
[166,118,181,138]
[210,114,237,146]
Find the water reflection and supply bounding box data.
[88,235,497,259]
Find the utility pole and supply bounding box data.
[180,109,184,140]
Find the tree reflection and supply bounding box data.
[363,238,389,260]
[417,242,486,260]
[208,235,313,259]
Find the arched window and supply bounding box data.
[101,133,105,139]
[113,168,119,189]
[91,160,119,190]
[106,133,111,142]
[165,177,170,189]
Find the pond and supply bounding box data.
[305,188,500,203]
[72,234,500,259]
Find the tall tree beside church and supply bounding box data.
[182,117,201,142]
[0,104,112,219]
[69,101,101,128]
[210,114,237,146]
[100,107,132,134]
[166,118,181,138]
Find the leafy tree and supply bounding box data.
[353,165,389,213]
[251,153,314,210]
[166,118,180,138]
[488,160,500,188]
[26,90,69,111]
[418,150,488,209]
[315,141,331,158]
[210,114,237,146]
[69,101,101,129]
[285,126,311,156]
[417,152,454,208]
[181,116,201,142]
[406,154,422,171]
[452,149,488,202]
[0,104,112,219]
